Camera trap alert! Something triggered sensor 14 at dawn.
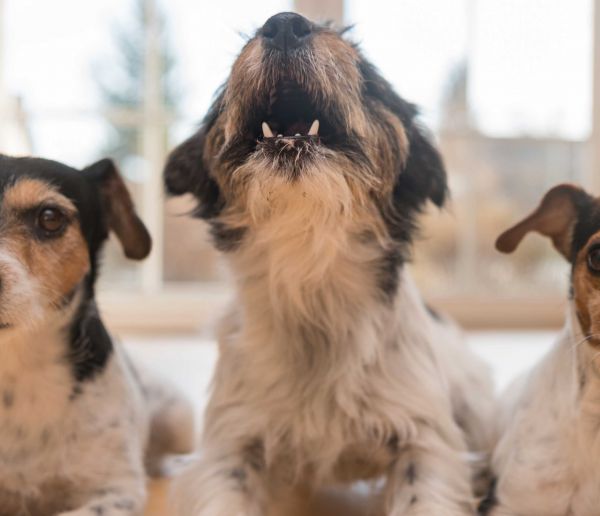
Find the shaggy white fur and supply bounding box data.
[173,165,495,515]
[489,306,600,516]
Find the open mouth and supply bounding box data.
[253,80,336,145]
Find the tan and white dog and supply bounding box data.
[165,12,495,516]
[487,184,600,516]
[0,155,194,516]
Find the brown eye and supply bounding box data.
[37,207,66,234]
[588,246,600,273]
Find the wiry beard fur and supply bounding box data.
[223,153,389,363]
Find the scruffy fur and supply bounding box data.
[165,13,495,516]
[0,156,194,516]
[487,185,600,516]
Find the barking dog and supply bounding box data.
[0,156,194,516]
[165,12,495,516]
[486,185,600,516]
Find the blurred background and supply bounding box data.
[0,0,599,403]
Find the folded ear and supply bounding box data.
[359,58,448,208]
[163,92,224,219]
[84,159,152,260]
[496,184,589,260]
[401,124,448,208]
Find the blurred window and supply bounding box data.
[0,0,596,328]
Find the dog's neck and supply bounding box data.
[0,292,111,381]
[0,312,73,377]
[226,222,414,369]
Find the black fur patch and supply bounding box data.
[478,478,497,515]
[570,193,600,260]
[67,299,114,383]
[425,303,443,322]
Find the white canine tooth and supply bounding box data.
[262,122,274,138]
[294,133,301,137]
[308,119,319,136]
[277,134,283,138]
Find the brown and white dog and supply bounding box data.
[165,13,495,516]
[486,184,600,515]
[0,156,194,516]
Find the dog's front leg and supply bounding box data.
[383,428,476,516]
[172,451,269,516]
[56,478,146,516]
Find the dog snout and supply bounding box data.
[261,12,312,53]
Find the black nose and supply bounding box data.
[261,12,312,53]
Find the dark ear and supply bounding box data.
[163,128,222,219]
[401,123,448,208]
[84,159,152,260]
[163,92,224,219]
[358,57,447,208]
[496,184,589,260]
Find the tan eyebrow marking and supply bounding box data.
[2,178,76,214]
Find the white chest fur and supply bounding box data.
[493,313,600,516]
[0,322,146,502]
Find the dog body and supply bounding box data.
[488,185,600,516]
[0,156,194,516]
[165,13,494,515]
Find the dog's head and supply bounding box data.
[165,12,447,254]
[0,156,151,332]
[496,184,600,345]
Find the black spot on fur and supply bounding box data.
[409,495,418,506]
[244,439,266,472]
[2,391,14,409]
[90,505,105,516]
[69,384,84,401]
[406,462,417,484]
[387,433,400,453]
[425,303,443,322]
[113,499,135,511]
[210,223,247,252]
[230,467,247,483]
[478,478,497,515]
[377,249,402,302]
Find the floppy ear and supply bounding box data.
[84,159,152,260]
[496,184,588,260]
[401,124,448,208]
[358,57,448,208]
[163,128,222,219]
[163,92,224,219]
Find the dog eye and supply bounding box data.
[37,207,66,234]
[588,246,600,273]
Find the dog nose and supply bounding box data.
[261,12,312,52]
